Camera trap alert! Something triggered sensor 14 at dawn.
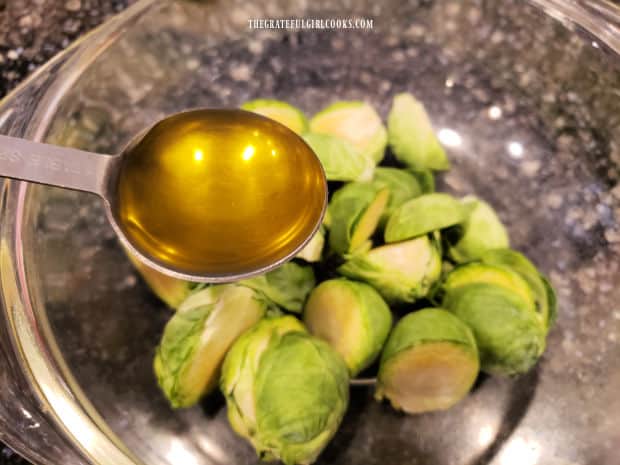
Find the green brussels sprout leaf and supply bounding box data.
[541,274,558,329]
[304,278,393,376]
[338,235,442,303]
[448,197,510,263]
[385,193,474,243]
[376,308,479,414]
[239,262,315,313]
[387,93,449,170]
[154,285,266,408]
[371,167,422,225]
[409,168,435,193]
[241,99,308,134]
[303,133,375,182]
[328,182,390,255]
[310,101,388,164]
[443,283,546,376]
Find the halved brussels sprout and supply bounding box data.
[154,285,266,408]
[443,283,547,376]
[328,182,390,255]
[241,99,308,134]
[296,226,326,263]
[304,278,393,376]
[481,248,555,329]
[376,308,479,414]
[221,317,349,465]
[303,133,375,182]
[371,167,422,226]
[448,197,509,263]
[338,235,442,303]
[239,262,315,314]
[310,101,388,164]
[441,262,537,315]
[387,93,449,171]
[385,193,474,243]
[126,250,198,309]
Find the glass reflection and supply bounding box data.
[508,141,524,159]
[488,106,503,119]
[438,128,462,147]
[498,437,541,465]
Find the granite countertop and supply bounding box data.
[0,2,132,463]
[0,0,132,97]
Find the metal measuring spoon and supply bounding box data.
[0,109,327,282]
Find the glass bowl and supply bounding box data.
[1,0,619,464]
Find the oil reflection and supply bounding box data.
[242,145,255,161]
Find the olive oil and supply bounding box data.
[117,109,326,276]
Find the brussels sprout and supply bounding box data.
[370,167,422,225]
[385,193,474,243]
[481,248,555,329]
[241,99,308,134]
[387,93,449,171]
[303,133,374,182]
[443,283,546,376]
[328,182,390,255]
[448,197,510,263]
[310,101,388,164]
[154,285,266,407]
[338,235,442,303]
[441,263,537,315]
[376,308,479,414]
[126,250,198,309]
[239,262,315,313]
[222,316,305,443]
[296,226,325,262]
[304,279,393,376]
[221,317,349,465]
[410,168,435,193]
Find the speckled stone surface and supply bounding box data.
[0,0,133,98]
[1,0,620,464]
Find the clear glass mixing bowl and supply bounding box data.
[0,1,619,464]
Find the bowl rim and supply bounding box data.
[529,0,620,54]
[0,3,160,465]
[0,1,619,464]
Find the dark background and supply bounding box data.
[0,1,133,462]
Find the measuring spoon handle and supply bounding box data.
[0,134,118,197]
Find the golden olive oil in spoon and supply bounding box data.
[0,109,327,282]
